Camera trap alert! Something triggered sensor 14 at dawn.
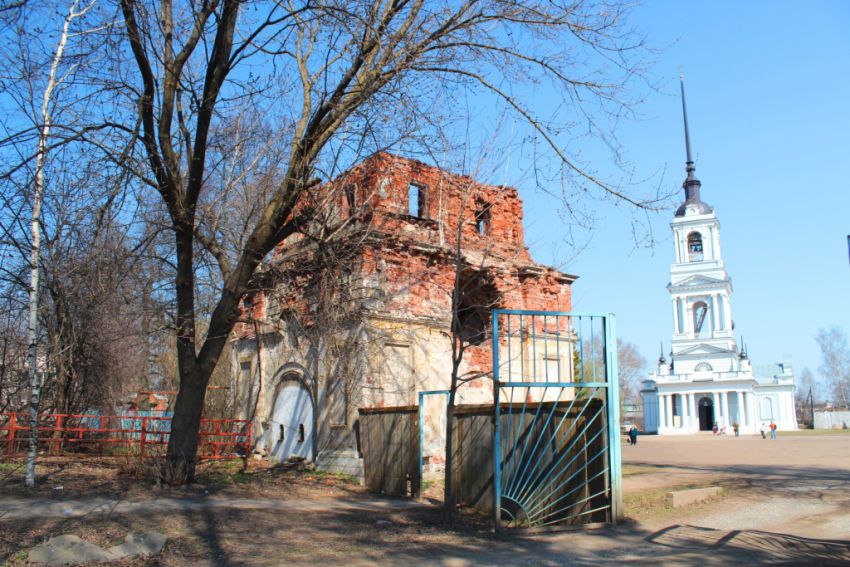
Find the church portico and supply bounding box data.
[641,77,797,436]
[653,383,759,433]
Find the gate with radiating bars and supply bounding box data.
[492,310,622,530]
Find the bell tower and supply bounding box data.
[667,77,738,373]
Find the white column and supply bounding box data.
[688,393,699,431]
[782,393,795,428]
[738,391,747,427]
[658,394,667,430]
[747,391,757,429]
[665,394,674,431]
[721,392,730,427]
[672,300,679,336]
[788,393,798,429]
[712,392,720,427]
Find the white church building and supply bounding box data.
[641,79,797,435]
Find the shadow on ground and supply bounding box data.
[4,496,850,566]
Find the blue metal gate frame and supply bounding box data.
[492,309,622,530]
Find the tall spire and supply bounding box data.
[680,75,696,182]
[675,74,709,217]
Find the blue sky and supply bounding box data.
[517,1,850,392]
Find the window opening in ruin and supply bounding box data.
[243,295,254,309]
[279,424,285,442]
[344,185,356,215]
[455,269,500,345]
[408,183,427,218]
[298,423,305,443]
[687,232,703,261]
[475,202,491,235]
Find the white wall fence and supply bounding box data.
[814,411,850,430]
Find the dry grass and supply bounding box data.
[0,456,496,566]
[624,485,726,523]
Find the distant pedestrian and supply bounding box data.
[733,422,739,437]
[760,423,766,439]
[770,421,778,439]
[712,421,718,435]
[629,425,638,446]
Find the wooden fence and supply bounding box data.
[358,406,419,496]
[359,399,608,527]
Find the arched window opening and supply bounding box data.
[687,232,704,261]
[693,301,708,336]
[455,268,500,345]
[762,398,773,420]
[279,424,285,442]
[298,423,305,443]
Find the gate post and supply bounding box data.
[603,314,623,523]
[491,311,502,532]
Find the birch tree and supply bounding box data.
[19,0,98,487]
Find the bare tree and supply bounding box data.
[8,0,100,487]
[617,339,646,408]
[115,0,660,483]
[815,327,850,409]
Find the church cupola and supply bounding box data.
[675,76,712,217]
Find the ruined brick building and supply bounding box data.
[232,153,577,474]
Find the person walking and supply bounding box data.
[712,421,718,435]
[733,422,739,437]
[760,423,766,439]
[770,420,778,439]
[629,425,638,446]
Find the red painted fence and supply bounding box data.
[0,413,252,461]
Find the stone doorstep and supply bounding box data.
[666,486,723,508]
[315,450,365,480]
[27,532,167,566]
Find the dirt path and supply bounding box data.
[622,433,850,540]
[0,494,421,520]
[2,434,849,565]
[3,490,849,566]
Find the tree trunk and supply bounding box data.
[25,1,79,487]
[443,389,457,516]
[162,229,246,483]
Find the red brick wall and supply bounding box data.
[237,153,574,354]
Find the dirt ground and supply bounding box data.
[622,431,850,539]
[1,432,849,565]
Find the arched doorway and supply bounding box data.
[269,380,314,462]
[698,396,714,431]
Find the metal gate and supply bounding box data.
[492,310,621,529]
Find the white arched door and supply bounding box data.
[270,383,314,462]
